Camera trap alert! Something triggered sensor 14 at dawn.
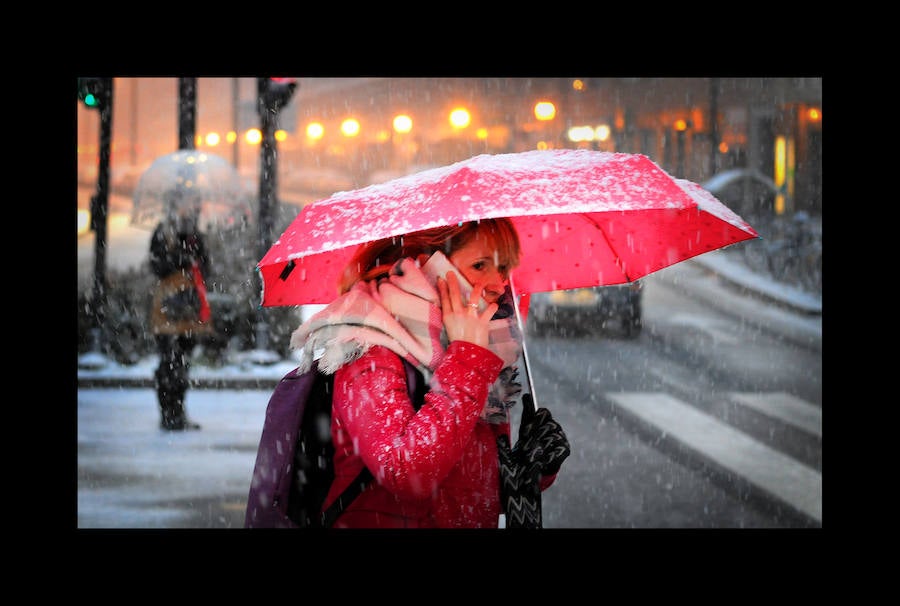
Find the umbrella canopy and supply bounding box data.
[258,149,759,307]
[131,150,249,230]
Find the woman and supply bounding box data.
[290,218,569,528]
[148,206,212,431]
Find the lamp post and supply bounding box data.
[251,77,297,364]
[78,77,113,369]
[178,77,197,151]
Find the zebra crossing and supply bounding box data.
[605,390,822,523]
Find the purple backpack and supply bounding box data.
[245,359,421,528]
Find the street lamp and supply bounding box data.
[393,114,412,134]
[77,77,114,370]
[534,101,556,121]
[306,122,324,141]
[341,118,360,137]
[449,107,470,129]
[251,77,297,364]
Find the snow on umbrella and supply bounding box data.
[257,149,759,307]
[131,150,250,230]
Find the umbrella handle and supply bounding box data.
[509,277,538,415]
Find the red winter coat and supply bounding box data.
[325,341,556,528]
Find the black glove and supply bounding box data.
[496,395,571,528]
[515,394,571,477]
[497,432,542,528]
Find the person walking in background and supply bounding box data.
[148,201,212,431]
[288,218,570,527]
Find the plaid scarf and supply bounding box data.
[290,257,523,422]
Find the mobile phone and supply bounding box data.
[421,250,487,312]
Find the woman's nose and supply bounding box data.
[483,269,507,296]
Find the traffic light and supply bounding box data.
[78,77,108,110]
[260,77,298,112]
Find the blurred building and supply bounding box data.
[77,77,822,217]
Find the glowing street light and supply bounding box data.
[534,101,556,121]
[393,114,413,133]
[306,122,324,141]
[449,107,470,129]
[341,118,360,137]
[245,128,262,145]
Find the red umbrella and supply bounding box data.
[258,149,758,307]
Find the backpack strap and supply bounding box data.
[319,358,424,527]
[320,467,374,528]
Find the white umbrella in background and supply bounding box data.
[131,150,250,230]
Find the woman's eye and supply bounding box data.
[472,261,485,271]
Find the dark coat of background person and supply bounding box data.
[148,217,213,431]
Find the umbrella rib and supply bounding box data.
[576,212,635,283]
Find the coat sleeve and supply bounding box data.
[332,342,504,499]
[149,226,178,277]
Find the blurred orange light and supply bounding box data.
[341,118,360,137]
[807,107,821,122]
[393,114,413,133]
[449,108,470,129]
[245,129,262,145]
[306,122,324,140]
[534,101,556,121]
[674,119,687,131]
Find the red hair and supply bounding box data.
[338,218,521,294]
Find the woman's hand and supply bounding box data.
[437,272,498,348]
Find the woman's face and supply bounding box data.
[449,234,511,304]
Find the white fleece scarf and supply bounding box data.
[290,257,523,422]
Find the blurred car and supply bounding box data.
[527,280,644,338]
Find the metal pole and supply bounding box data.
[89,78,113,356]
[253,78,278,357]
[178,77,196,151]
[257,77,278,260]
